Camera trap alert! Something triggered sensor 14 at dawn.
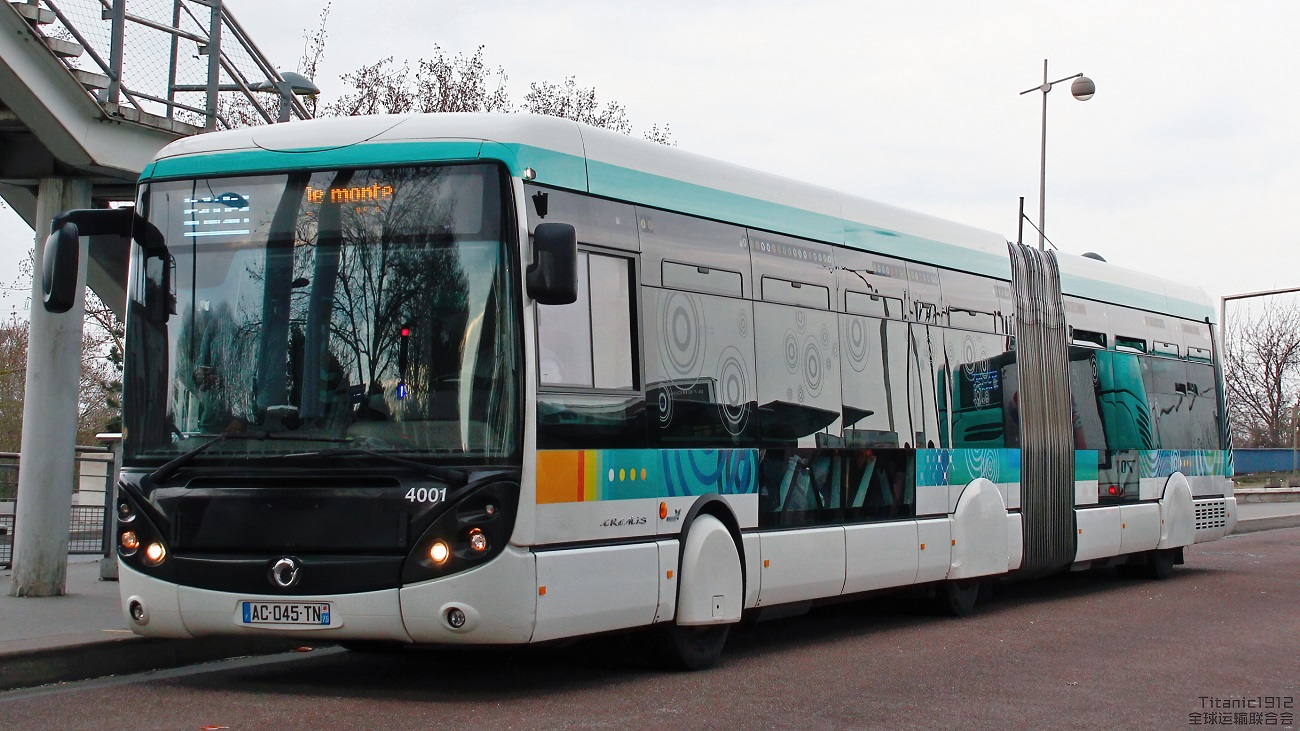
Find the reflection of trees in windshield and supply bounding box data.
[131,164,516,462]
[300,167,473,418]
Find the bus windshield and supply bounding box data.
[121,163,519,466]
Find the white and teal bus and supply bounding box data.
[42,113,1235,669]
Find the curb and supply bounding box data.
[1232,515,1300,535]
[0,634,311,692]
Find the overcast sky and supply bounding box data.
[3,0,1298,319]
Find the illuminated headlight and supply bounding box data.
[143,542,167,566]
[120,531,139,555]
[429,540,450,564]
[468,528,488,554]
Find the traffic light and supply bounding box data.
[398,321,412,399]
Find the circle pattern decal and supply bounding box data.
[717,346,751,435]
[962,449,1001,485]
[657,388,675,428]
[804,338,824,396]
[661,292,704,379]
[784,331,800,373]
[846,317,870,372]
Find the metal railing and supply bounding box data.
[0,447,116,569]
[12,0,310,130]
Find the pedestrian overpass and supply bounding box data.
[0,0,311,596]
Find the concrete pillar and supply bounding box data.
[9,177,90,597]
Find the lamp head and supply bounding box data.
[1071,76,1096,101]
[279,71,320,96]
[249,71,320,97]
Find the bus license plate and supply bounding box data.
[240,601,330,626]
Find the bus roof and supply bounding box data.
[146,113,1214,322]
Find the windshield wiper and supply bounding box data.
[143,432,351,488]
[281,448,468,486]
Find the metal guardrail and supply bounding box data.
[0,513,13,569]
[0,449,115,569]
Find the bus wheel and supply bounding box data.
[653,623,730,671]
[1148,549,1178,580]
[940,579,981,617]
[1118,549,1179,580]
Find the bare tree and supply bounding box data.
[1,247,125,445]
[0,313,27,452]
[1224,300,1300,447]
[414,46,511,114]
[81,290,123,435]
[643,122,677,147]
[523,76,631,134]
[0,310,124,450]
[296,3,330,118]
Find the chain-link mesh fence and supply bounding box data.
[27,0,294,128]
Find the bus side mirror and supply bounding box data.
[42,222,81,314]
[527,223,578,306]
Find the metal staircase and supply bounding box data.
[6,0,311,135]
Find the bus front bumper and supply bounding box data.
[119,545,538,645]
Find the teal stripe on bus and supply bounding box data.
[145,141,494,181]
[916,448,1022,488]
[1059,272,1214,323]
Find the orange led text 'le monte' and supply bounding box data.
[305,183,395,205]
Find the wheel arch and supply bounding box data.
[677,494,746,592]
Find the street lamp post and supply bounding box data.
[1218,285,1300,350]
[1021,60,1095,250]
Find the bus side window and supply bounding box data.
[535,252,645,449]
[1067,347,1108,452]
[1185,362,1221,450]
[941,328,1014,449]
[1142,355,1190,449]
[910,323,944,449]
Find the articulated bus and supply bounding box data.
[42,114,1235,669]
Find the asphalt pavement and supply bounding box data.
[1,499,1297,692]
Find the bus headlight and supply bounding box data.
[143,542,167,566]
[115,490,175,580]
[403,481,519,584]
[429,540,450,564]
[468,528,488,554]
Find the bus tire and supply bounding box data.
[940,579,981,617]
[652,624,730,671]
[1147,548,1178,580]
[1118,548,1179,580]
